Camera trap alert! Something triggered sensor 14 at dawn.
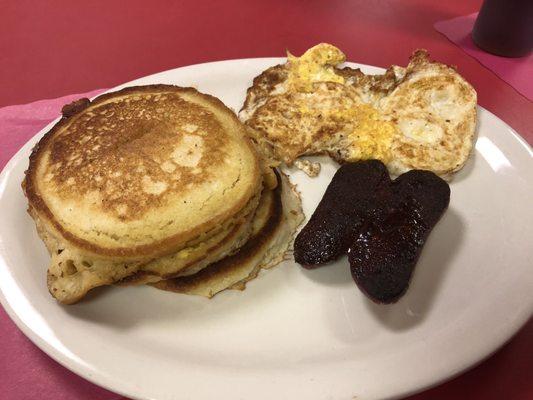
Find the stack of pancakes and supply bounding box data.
[23,85,303,304]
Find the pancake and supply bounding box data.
[153,171,303,298]
[118,185,264,286]
[40,189,261,303]
[23,85,263,303]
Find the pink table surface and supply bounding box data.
[435,13,533,102]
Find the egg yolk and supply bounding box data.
[287,43,396,162]
[342,105,395,163]
[298,103,395,163]
[287,43,346,92]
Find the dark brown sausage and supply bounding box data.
[294,160,390,267]
[349,170,450,303]
[294,160,450,303]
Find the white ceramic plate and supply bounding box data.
[1,59,532,400]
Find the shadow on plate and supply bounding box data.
[299,257,353,287]
[61,265,290,329]
[451,150,476,183]
[364,208,465,331]
[62,285,206,329]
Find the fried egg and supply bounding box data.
[240,43,477,178]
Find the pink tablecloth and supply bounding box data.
[0,89,123,400]
[434,13,533,101]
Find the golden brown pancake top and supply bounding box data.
[45,93,228,221]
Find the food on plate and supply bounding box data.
[294,160,450,303]
[349,169,450,303]
[21,47,466,307]
[240,43,477,178]
[294,160,390,266]
[153,171,303,297]
[23,85,301,304]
